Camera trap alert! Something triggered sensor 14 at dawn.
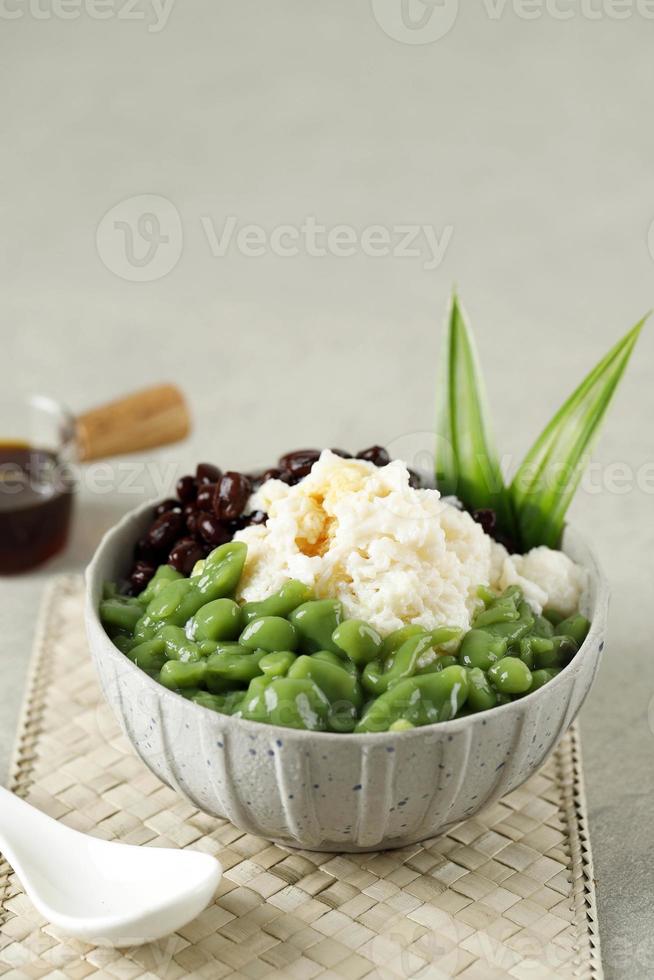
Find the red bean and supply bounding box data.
[182,503,200,535]
[176,475,197,503]
[146,510,185,551]
[264,467,293,485]
[196,483,218,512]
[246,510,267,526]
[226,516,248,533]
[196,462,222,485]
[168,537,204,575]
[134,536,159,560]
[278,450,321,480]
[330,448,351,458]
[248,466,293,491]
[154,498,181,518]
[472,508,496,535]
[247,469,268,490]
[197,513,231,547]
[408,469,422,488]
[130,560,156,595]
[356,446,390,466]
[213,472,251,520]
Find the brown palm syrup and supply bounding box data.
[0,442,74,574]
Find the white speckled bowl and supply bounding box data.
[85,500,608,852]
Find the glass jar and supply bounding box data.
[0,395,76,574]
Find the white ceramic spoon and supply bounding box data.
[0,785,221,947]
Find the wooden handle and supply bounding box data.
[76,384,191,462]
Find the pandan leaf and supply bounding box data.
[435,292,516,540]
[511,316,647,550]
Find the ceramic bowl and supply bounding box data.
[85,500,608,852]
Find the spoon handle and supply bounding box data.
[0,785,81,897]
[75,384,191,462]
[0,785,42,870]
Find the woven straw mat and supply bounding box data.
[0,575,602,980]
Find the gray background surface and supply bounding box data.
[1,2,653,975]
